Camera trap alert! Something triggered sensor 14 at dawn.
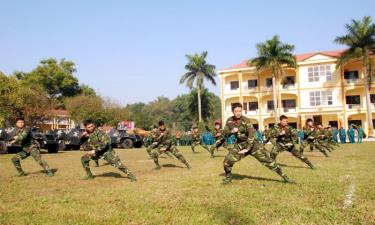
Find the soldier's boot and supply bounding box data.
[118,166,137,182]
[310,145,314,151]
[305,160,316,170]
[16,169,28,177]
[281,174,295,184]
[222,167,233,184]
[321,150,329,157]
[274,166,295,184]
[185,162,192,170]
[82,168,94,180]
[46,169,54,177]
[94,160,99,167]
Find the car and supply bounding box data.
[107,129,143,149]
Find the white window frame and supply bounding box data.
[308,65,332,82]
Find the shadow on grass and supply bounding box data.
[33,168,58,175]
[95,172,129,179]
[277,163,309,169]
[162,164,184,168]
[218,173,284,183]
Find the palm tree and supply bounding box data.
[335,16,375,132]
[250,35,296,123]
[180,51,216,123]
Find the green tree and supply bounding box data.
[335,16,375,131]
[250,35,296,123]
[180,51,217,123]
[65,95,108,125]
[16,58,80,99]
[188,88,220,123]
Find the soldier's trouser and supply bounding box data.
[311,141,329,157]
[151,145,189,167]
[270,144,313,167]
[210,139,226,152]
[81,150,133,176]
[146,142,158,157]
[11,147,51,172]
[191,140,209,152]
[223,142,284,179]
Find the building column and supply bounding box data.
[220,74,226,125]
[239,72,243,107]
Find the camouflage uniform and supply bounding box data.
[146,129,174,159]
[10,127,54,177]
[318,129,334,152]
[300,126,329,157]
[269,124,315,169]
[150,128,191,170]
[190,129,210,153]
[222,116,294,184]
[80,129,136,181]
[209,127,227,157]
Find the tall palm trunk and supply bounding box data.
[197,86,202,123]
[363,56,373,131]
[272,75,278,123]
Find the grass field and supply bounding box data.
[0,143,374,225]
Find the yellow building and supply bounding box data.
[219,50,375,133]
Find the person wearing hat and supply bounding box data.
[10,117,54,177]
[150,121,191,170]
[190,125,210,154]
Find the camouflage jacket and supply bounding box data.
[212,128,225,140]
[302,126,319,142]
[262,129,271,143]
[13,127,35,147]
[191,130,201,142]
[223,116,257,147]
[154,128,174,148]
[81,129,111,153]
[269,124,298,147]
[317,129,328,141]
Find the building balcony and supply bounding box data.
[243,109,259,116]
[345,78,364,85]
[346,104,361,109]
[261,86,273,92]
[281,107,297,113]
[281,84,296,90]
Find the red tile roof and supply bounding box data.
[222,49,346,71]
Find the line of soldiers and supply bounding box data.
[8,105,339,185]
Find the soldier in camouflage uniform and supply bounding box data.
[190,126,210,153]
[269,115,315,169]
[299,119,329,157]
[10,117,54,177]
[146,125,173,159]
[317,125,334,152]
[208,120,227,158]
[222,103,294,184]
[150,121,191,170]
[80,120,136,181]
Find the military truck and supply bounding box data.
[107,129,142,149]
[56,128,81,151]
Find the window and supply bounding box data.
[230,81,239,90]
[248,102,258,111]
[248,79,257,89]
[308,65,332,82]
[266,78,273,87]
[243,102,248,111]
[346,95,360,105]
[370,94,375,103]
[267,100,274,110]
[282,99,296,108]
[310,90,333,106]
[282,76,295,87]
[344,71,359,80]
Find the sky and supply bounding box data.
[1,0,374,105]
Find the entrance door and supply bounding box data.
[313,115,322,125]
[329,121,338,128]
[348,120,362,127]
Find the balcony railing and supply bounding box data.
[345,78,364,84]
[243,109,258,115]
[281,84,296,90]
[261,86,273,92]
[346,104,361,109]
[282,107,297,113]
